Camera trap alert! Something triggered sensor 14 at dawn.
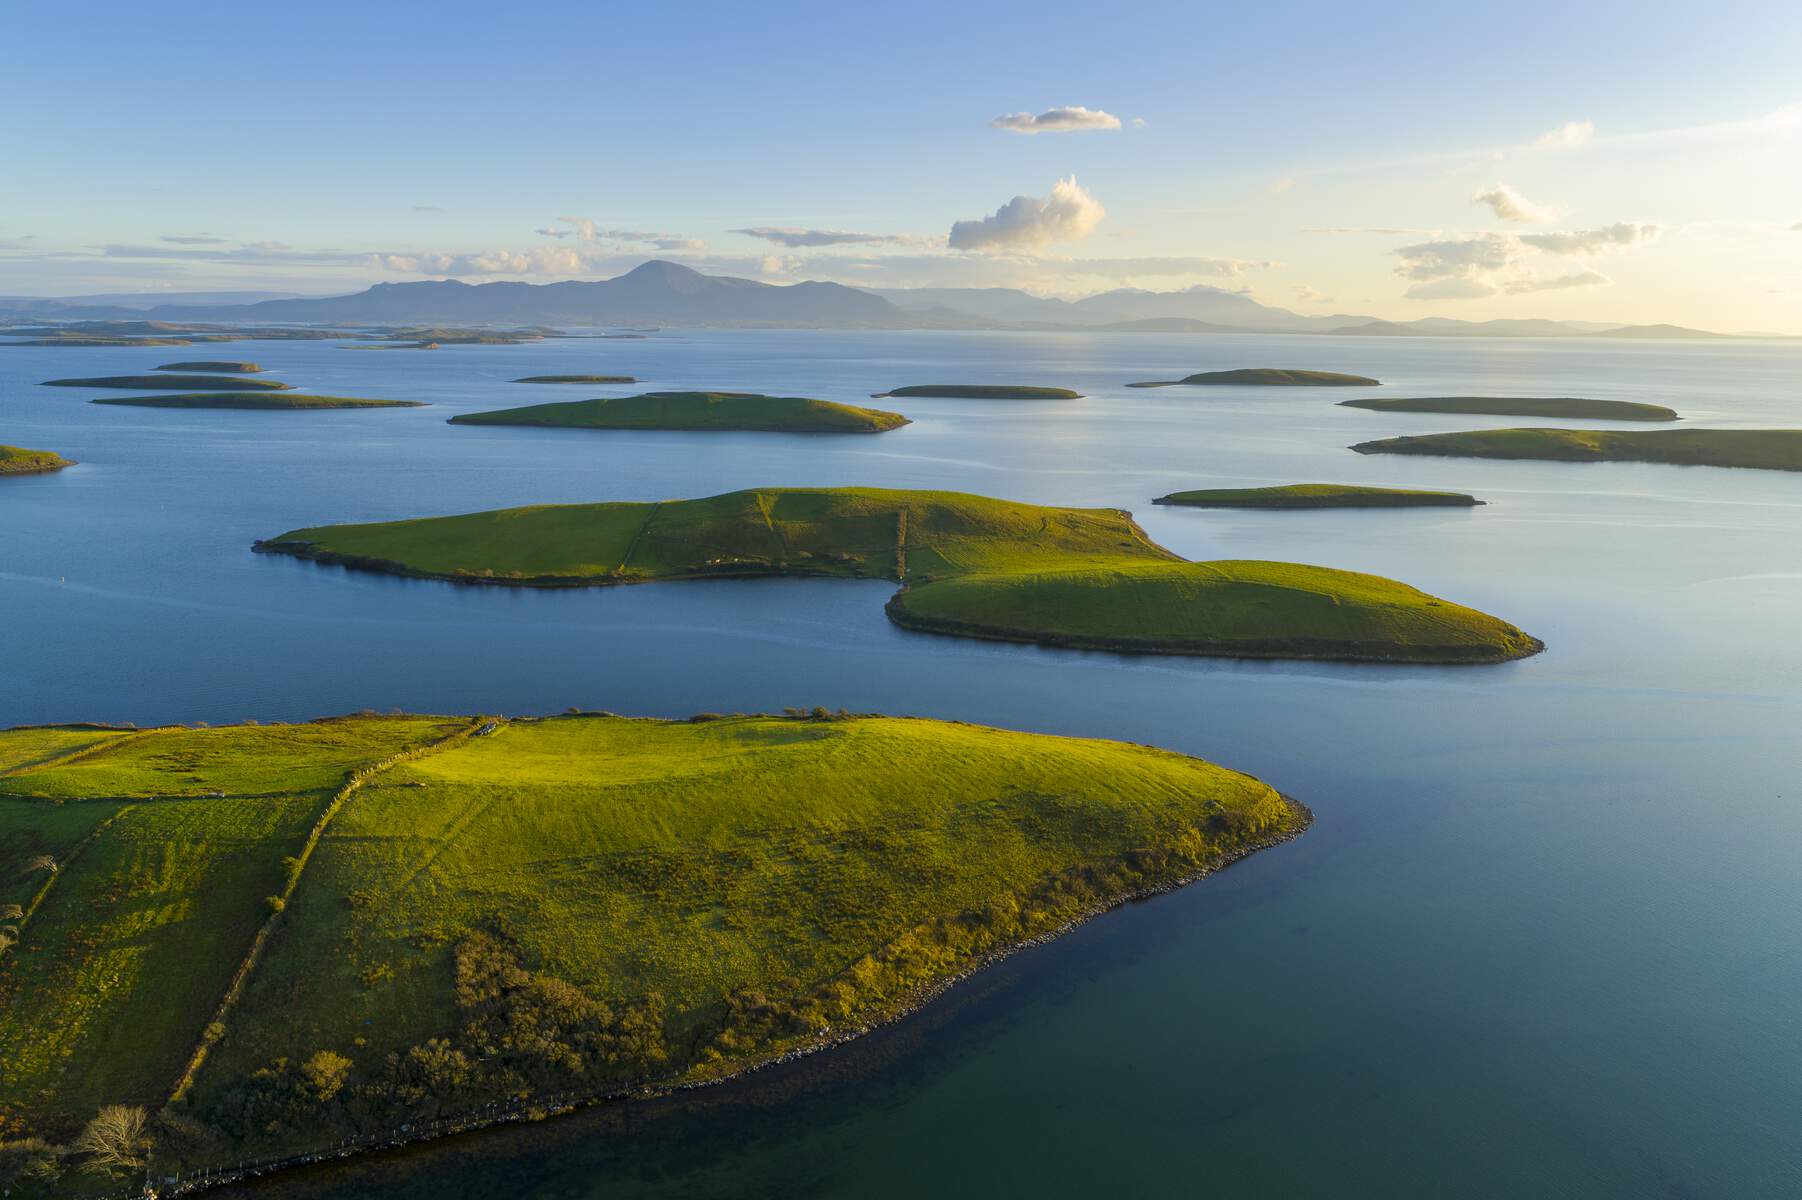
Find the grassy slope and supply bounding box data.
[450,391,908,433]
[512,374,636,384]
[91,394,423,410]
[44,375,290,391]
[261,487,1537,662]
[156,362,263,374]
[1130,368,1380,388]
[1352,427,1802,472]
[870,385,1081,400]
[0,445,73,475]
[187,713,1298,1107]
[889,560,1541,662]
[1340,396,1679,421]
[1154,483,1482,508]
[0,717,462,1137]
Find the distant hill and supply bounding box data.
[1594,323,1726,339]
[133,262,912,329]
[1330,317,1730,339]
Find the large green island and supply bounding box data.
[92,394,424,411]
[156,361,265,374]
[1154,483,1483,508]
[1352,427,1802,472]
[0,711,1306,1188]
[512,374,636,384]
[0,445,73,476]
[1340,396,1679,421]
[1129,368,1380,389]
[256,487,1540,663]
[44,374,291,392]
[870,385,1081,400]
[450,391,908,434]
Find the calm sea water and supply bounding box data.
[4,331,1800,1197]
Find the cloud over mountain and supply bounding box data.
[732,227,910,248]
[949,177,1106,252]
[1393,222,1658,299]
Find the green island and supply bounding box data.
[256,487,1540,663]
[0,445,73,476]
[449,391,908,434]
[512,374,637,384]
[43,375,291,392]
[1153,483,1483,509]
[0,710,1306,1188]
[156,361,265,374]
[4,337,198,348]
[1128,368,1381,389]
[1339,396,1678,421]
[869,385,1082,400]
[1351,427,1802,473]
[91,394,424,411]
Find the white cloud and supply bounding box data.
[1269,177,1295,195]
[411,204,444,213]
[948,177,1106,253]
[1131,116,1147,129]
[732,227,909,248]
[536,217,699,251]
[1293,284,1333,303]
[1790,222,1802,231]
[1518,222,1660,254]
[1392,222,1657,299]
[989,106,1122,135]
[161,234,228,245]
[1537,119,1594,149]
[1472,184,1561,223]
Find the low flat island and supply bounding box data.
[1340,396,1679,421]
[257,486,1540,663]
[870,384,1081,399]
[1129,368,1380,389]
[512,374,637,384]
[1352,427,1802,473]
[450,391,908,433]
[0,445,73,475]
[43,374,290,392]
[155,361,265,374]
[0,711,1307,1182]
[92,393,424,410]
[1154,483,1483,508]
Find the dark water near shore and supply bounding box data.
[4,330,1801,1196]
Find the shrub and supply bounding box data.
[300,1050,353,1101]
[265,895,286,914]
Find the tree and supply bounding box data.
[299,1050,352,1101]
[72,1105,149,1176]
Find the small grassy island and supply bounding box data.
[1154,483,1483,509]
[155,361,265,374]
[92,394,424,410]
[43,374,290,392]
[258,487,1539,663]
[1340,396,1679,421]
[870,385,1082,400]
[0,445,73,476]
[1128,368,1381,389]
[0,711,1307,1187]
[450,391,908,434]
[512,374,637,384]
[1351,428,1802,473]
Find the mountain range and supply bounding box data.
[0,261,1739,339]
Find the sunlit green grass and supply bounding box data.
[1352,427,1802,472]
[1154,483,1482,508]
[450,391,908,433]
[43,374,290,391]
[0,446,73,475]
[1340,396,1678,421]
[91,394,423,410]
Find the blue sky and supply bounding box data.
[5,0,1800,329]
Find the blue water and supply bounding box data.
[4,331,1801,1196]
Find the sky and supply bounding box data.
[3,0,1801,331]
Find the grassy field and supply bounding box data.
[1129,368,1380,388]
[450,391,909,433]
[91,394,424,410]
[0,712,1302,1182]
[156,361,264,374]
[1154,483,1482,508]
[512,374,636,384]
[0,446,73,475]
[259,486,1537,662]
[0,717,464,1145]
[888,560,1540,662]
[870,385,1081,400]
[43,375,291,392]
[1340,396,1679,421]
[1352,427,1802,472]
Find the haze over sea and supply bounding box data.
[4,330,1800,1197]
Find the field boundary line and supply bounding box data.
[165,717,492,1104]
[616,502,661,574]
[0,726,169,780]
